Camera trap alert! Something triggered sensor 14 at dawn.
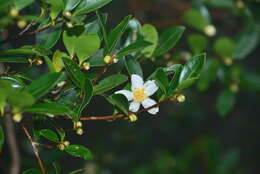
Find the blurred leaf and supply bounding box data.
[22,168,41,174]
[65,0,82,11]
[125,55,143,77]
[37,25,62,49]
[0,126,4,152]
[0,57,28,63]
[69,169,83,174]
[8,91,34,109]
[204,0,235,9]
[94,74,128,95]
[240,71,260,91]
[214,37,235,57]
[117,40,152,57]
[25,102,74,118]
[188,34,208,54]
[106,94,129,115]
[39,129,60,143]
[65,145,93,160]
[43,55,56,73]
[153,26,185,57]
[48,0,64,20]
[14,0,34,10]
[216,90,236,117]
[52,162,61,174]
[183,10,208,30]
[140,24,158,57]
[177,54,206,90]
[105,15,132,56]
[25,73,64,100]
[74,0,112,16]
[62,57,85,89]
[217,149,239,174]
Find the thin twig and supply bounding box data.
[22,125,46,174]
[4,108,20,174]
[93,65,109,85]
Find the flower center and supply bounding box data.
[133,88,146,102]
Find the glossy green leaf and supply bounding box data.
[152,68,169,95]
[96,11,108,46]
[106,94,129,115]
[37,25,62,49]
[167,65,183,96]
[0,76,25,89]
[125,55,143,77]
[65,145,93,160]
[25,102,74,118]
[22,168,41,174]
[25,73,64,100]
[65,0,82,11]
[88,49,106,67]
[48,0,64,20]
[188,34,208,54]
[0,48,42,56]
[117,40,152,57]
[0,126,4,152]
[39,129,60,142]
[74,0,112,16]
[94,74,128,95]
[105,15,132,56]
[8,91,34,109]
[75,34,100,64]
[140,24,158,57]
[69,169,83,174]
[163,64,183,75]
[52,51,68,72]
[153,26,185,57]
[43,56,56,73]
[183,10,208,30]
[213,37,235,57]
[177,54,206,90]
[62,57,85,89]
[216,90,236,117]
[0,57,28,63]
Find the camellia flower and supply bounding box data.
[115,74,159,115]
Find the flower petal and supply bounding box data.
[129,102,140,112]
[141,98,159,115]
[115,90,133,101]
[144,80,158,96]
[131,74,144,91]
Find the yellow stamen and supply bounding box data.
[133,88,146,102]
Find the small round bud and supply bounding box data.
[204,25,216,37]
[128,114,138,122]
[113,58,119,63]
[236,0,245,9]
[17,20,27,29]
[103,55,117,64]
[10,7,19,18]
[75,121,82,128]
[230,83,239,93]
[76,128,84,135]
[104,55,112,64]
[223,57,233,66]
[81,62,90,70]
[66,22,73,28]
[63,141,70,146]
[63,11,72,17]
[57,81,66,87]
[46,114,54,118]
[33,58,43,65]
[58,143,66,151]
[176,94,186,103]
[13,113,23,123]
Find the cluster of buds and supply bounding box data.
[73,121,84,135]
[29,58,43,66]
[81,62,90,70]
[57,140,70,151]
[171,94,186,103]
[126,113,138,122]
[12,109,23,122]
[103,55,118,64]
[204,25,217,37]
[9,7,27,29]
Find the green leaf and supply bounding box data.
[7,91,34,109]
[25,102,74,118]
[0,57,28,63]
[188,34,208,54]
[25,73,64,100]
[0,48,42,56]
[0,126,4,152]
[163,64,183,75]
[65,145,93,160]
[43,56,56,73]
[177,54,206,90]
[94,75,128,95]
[216,90,236,117]
[213,37,235,57]
[62,57,85,89]
[124,55,143,77]
[37,25,62,49]
[153,26,185,57]
[52,162,61,174]
[65,0,82,11]
[117,40,152,57]
[69,169,83,174]
[88,49,106,67]
[106,94,129,115]
[167,65,183,96]
[0,76,25,89]
[74,0,112,16]
[22,168,41,174]
[75,34,100,64]
[96,11,108,46]
[152,68,169,95]
[140,24,158,58]
[48,0,64,20]
[14,0,34,10]
[105,15,132,56]
[39,129,60,143]
[183,10,209,30]
[52,51,68,72]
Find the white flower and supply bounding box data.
[115,74,159,115]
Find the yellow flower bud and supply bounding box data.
[58,143,66,151]
[75,121,82,128]
[66,22,73,28]
[76,128,84,135]
[63,11,72,17]
[10,7,19,18]
[33,58,43,65]
[204,25,216,37]
[63,141,70,146]
[230,83,239,93]
[223,57,233,66]
[128,114,138,122]
[81,62,90,70]
[103,55,117,64]
[236,0,245,9]
[13,113,23,123]
[17,20,27,29]
[173,94,186,103]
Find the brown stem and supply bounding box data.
[0,64,31,77]
[22,125,46,174]
[4,108,20,174]
[93,65,109,85]
[34,143,56,150]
